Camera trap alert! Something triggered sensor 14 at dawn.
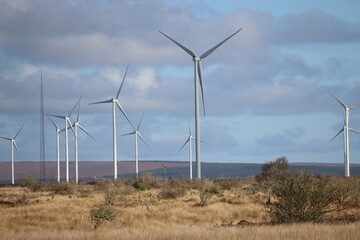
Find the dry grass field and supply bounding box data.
[0,174,359,240]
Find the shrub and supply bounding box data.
[269,170,347,224]
[104,182,119,207]
[256,156,289,183]
[18,174,43,192]
[255,157,290,206]
[132,181,145,191]
[90,205,116,230]
[49,182,75,195]
[158,185,186,200]
[198,187,219,207]
[214,178,239,190]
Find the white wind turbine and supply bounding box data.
[178,123,195,180]
[121,113,149,177]
[90,66,134,179]
[48,117,61,183]
[47,97,81,182]
[0,124,24,185]
[329,93,360,177]
[160,29,241,179]
[71,101,96,184]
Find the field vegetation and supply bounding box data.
[1,158,360,240]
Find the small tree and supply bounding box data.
[90,205,116,230]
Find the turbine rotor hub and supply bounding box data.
[193,56,201,62]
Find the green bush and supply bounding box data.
[90,205,116,230]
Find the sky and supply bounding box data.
[0,0,360,167]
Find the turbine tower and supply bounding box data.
[90,66,134,179]
[160,29,241,179]
[329,93,360,177]
[72,101,95,184]
[47,98,81,182]
[48,117,61,183]
[178,123,195,180]
[121,113,149,177]
[0,124,24,185]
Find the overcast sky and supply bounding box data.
[0,0,360,166]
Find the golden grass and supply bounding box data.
[1,223,359,240]
[0,181,359,240]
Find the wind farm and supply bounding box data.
[0,0,360,239]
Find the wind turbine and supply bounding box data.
[121,113,149,177]
[72,101,96,184]
[90,66,134,179]
[329,93,360,177]
[178,123,195,180]
[47,97,81,182]
[0,124,24,185]
[48,117,61,183]
[160,29,241,179]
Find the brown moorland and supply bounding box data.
[0,173,359,240]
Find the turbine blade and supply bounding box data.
[46,114,66,120]
[89,99,112,105]
[48,117,59,129]
[69,94,83,117]
[116,102,135,130]
[198,61,206,116]
[13,141,21,159]
[200,29,242,59]
[329,92,347,109]
[78,124,96,141]
[138,132,150,150]
[0,136,12,141]
[349,103,360,110]
[59,128,67,133]
[191,137,208,144]
[76,102,81,123]
[14,124,24,139]
[188,120,192,136]
[159,31,196,58]
[349,128,360,135]
[330,128,344,142]
[68,119,77,139]
[137,112,144,131]
[178,139,190,152]
[120,132,136,137]
[116,65,129,99]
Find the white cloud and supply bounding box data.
[128,67,158,96]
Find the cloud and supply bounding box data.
[0,0,360,164]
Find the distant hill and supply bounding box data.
[125,162,360,179]
[1,161,359,183]
[0,161,187,184]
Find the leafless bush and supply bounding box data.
[269,171,348,224]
